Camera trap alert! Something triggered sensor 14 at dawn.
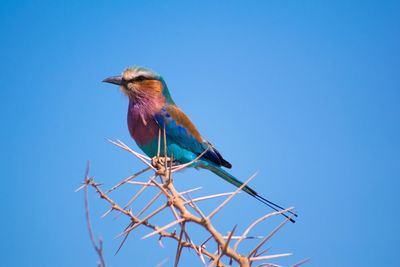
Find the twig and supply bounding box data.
[250,253,292,261]
[106,166,151,193]
[156,257,169,267]
[171,146,210,172]
[115,222,134,255]
[292,258,311,267]
[107,139,155,170]
[234,208,294,251]
[248,217,292,258]
[82,138,300,267]
[208,173,257,219]
[210,225,238,267]
[136,191,163,218]
[123,175,157,209]
[174,222,186,267]
[83,161,106,267]
[142,218,185,239]
[116,203,168,239]
[183,192,236,205]
[179,187,203,195]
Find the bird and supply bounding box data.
[103,66,297,222]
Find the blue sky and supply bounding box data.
[1,1,399,266]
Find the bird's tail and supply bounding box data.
[202,163,297,223]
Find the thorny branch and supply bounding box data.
[82,161,106,267]
[79,132,305,266]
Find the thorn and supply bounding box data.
[249,253,292,262]
[208,173,257,219]
[142,218,185,240]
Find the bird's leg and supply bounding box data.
[164,155,174,186]
[157,128,161,158]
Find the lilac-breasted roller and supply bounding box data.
[103,67,296,222]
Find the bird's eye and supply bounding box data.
[135,76,146,82]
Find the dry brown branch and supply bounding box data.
[82,161,106,267]
[80,133,300,266]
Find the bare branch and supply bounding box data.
[83,161,106,267]
[82,140,300,267]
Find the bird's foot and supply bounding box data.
[152,156,174,177]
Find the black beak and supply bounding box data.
[102,75,122,85]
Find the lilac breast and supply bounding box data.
[127,102,159,146]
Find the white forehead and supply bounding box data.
[122,68,156,80]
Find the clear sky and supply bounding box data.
[1,1,399,266]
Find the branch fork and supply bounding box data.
[80,135,304,267]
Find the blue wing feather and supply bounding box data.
[154,106,226,167]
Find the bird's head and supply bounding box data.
[103,66,174,104]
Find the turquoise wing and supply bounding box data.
[154,104,231,168]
